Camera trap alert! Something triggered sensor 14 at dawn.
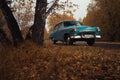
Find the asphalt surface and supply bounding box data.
[93,42,120,50]
[46,40,120,50]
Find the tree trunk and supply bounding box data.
[0,28,11,45]
[32,0,47,45]
[0,0,23,46]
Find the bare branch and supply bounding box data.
[46,0,59,17]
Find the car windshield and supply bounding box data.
[64,21,81,27]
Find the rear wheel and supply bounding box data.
[87,39,95,46]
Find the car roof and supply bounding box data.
[55,20,78,26]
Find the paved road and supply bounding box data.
[46,40,120,50]
[75,41,120,50]
[93,42,120,50]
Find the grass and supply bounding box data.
[0,41,120,80]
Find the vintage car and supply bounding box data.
[49,20,101,46]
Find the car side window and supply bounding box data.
[58,23,63,29]
[54,22,63,30]
[54,25,59,30]
[54,24,59,30]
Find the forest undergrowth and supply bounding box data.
[0,41,120,80]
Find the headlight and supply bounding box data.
[74,27,77,31]
[97,27,100,31]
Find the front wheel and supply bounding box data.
[65,35,73,45]
[53,40,57,44]
[51,38,57,44]
[87,39,95,46]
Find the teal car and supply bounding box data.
[49,20,101,46]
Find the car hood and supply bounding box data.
[76,25,97,32]
[65,25,97,31]
[65,25,98,34]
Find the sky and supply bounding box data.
[71,0,91,20]
[48,0,91,20]
[12,0,91,21]
[11,0,91,29]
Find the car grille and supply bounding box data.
[78,31,95,38]
[78,31,95,36]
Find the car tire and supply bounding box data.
[65,35,73,45]
[87,39,95,46]
[53,40,57,44]
[51,38,57,44]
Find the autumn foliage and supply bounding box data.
[0,1,120,79]
[0,41,120,80]
[83,0,120,41]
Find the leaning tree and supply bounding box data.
[0,0,23,46]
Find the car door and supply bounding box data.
[52,25,59,40]
[56,22,65,40]
[53,23,63,40]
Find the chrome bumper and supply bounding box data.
[71,35,101,39]
[95,35,101,38]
